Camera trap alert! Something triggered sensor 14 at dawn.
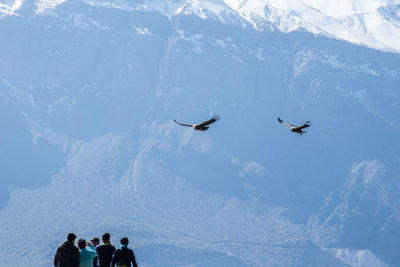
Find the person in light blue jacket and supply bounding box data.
[78,238,97,267]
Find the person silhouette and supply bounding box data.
[78,238,97,267]
[96,233,116,267]
[54,233,80,267]
[111,237,138,267]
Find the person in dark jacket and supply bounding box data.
[96,233,116,267]
[111,237,138,267]
[54,233,80,267]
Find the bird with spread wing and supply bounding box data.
[278,117,311,135]
[174,115,220,131]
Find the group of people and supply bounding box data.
[54,232,138,267]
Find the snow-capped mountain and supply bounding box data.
[224,0,400,53]
[0,0,399,266]
[2,0,400,52]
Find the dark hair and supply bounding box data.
[102,233,111,241]
[77,238,86,249]
[120,237,129,246]
[91,237,100,243]
[67,233,77,242]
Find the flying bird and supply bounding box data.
[278,117,311,135]
[174,115,220,131]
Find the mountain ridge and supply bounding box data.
[2,0,400,52]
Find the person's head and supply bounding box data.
[102,233,111,244]
[67,233,77,243]
[77,238,86,249]
[120,237,129,247]
[91,237,100,246]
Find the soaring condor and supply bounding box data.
[278,117,311,135]
[174,115,220,131]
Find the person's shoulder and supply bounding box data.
[55,243,64,253]
[64,241,77,249]
[64,243,78,253]
[127,248,135,259]
[89,248,97,255]
[124,247,134,255]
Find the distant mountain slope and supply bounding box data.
[0,0,400,266]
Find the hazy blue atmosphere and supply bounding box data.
[0,0,400,266]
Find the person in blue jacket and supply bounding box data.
[111,237,138,267]
[90,237,100,267]
[78,238,97,267]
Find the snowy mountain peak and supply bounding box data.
[35,0,67,14]
[222,0,400,52]
[1,0,400,52]
[142,0,186,18]
[174,0,246,25]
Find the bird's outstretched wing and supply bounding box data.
[198,115,220,127]
[174,120,194,127]
[277,117,295,128]
[298,121,311,130]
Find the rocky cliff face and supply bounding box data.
[0,0,399,266]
